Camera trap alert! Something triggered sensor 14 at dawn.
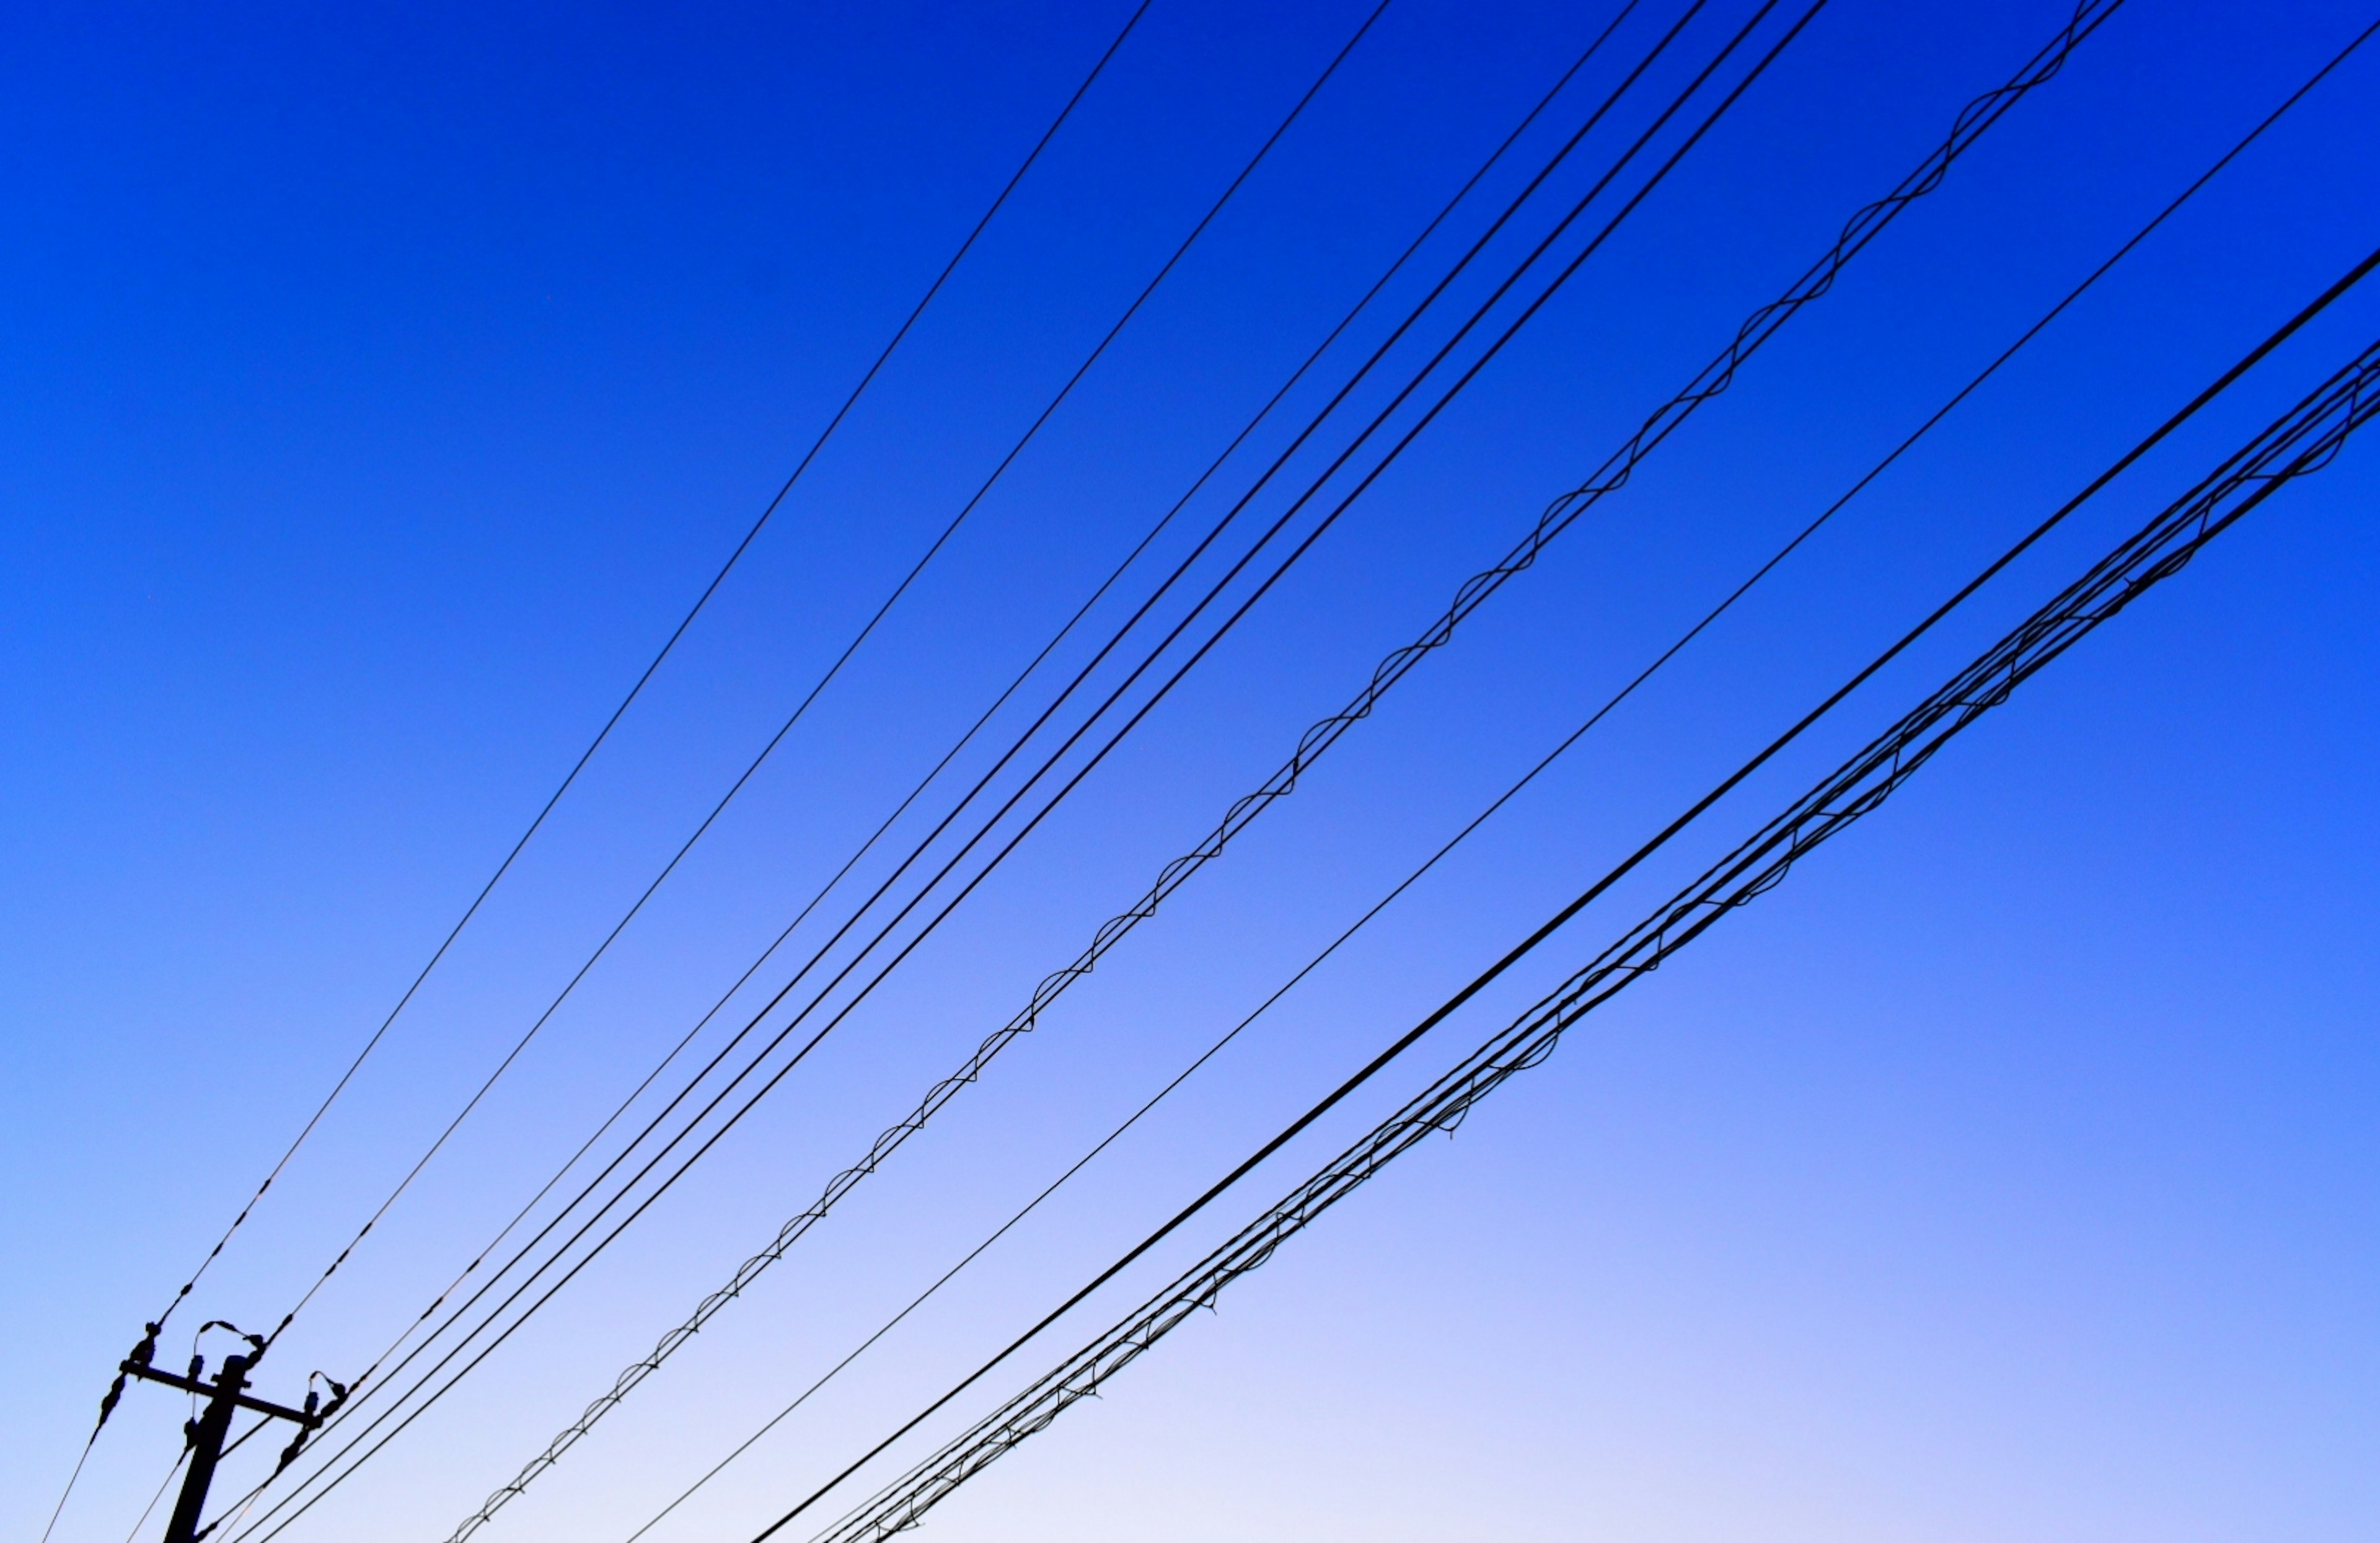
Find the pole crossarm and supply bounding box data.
[118,1363,322,1430]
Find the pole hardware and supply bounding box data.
[115,1325,326,1543]
[117,1360,324,1431]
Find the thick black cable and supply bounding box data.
[235,11,1804,1532]
[618,559,1644,1543]
[383,8,1663,1531]
[248,9,2137,1529]
[270,1,1642,1465]
[764,247,2380,1543]
[251,6,2151,1533]
[232,6,1742,1524]
[821,340,2380,1543]
[149,0,1160,1339]
[612,40,2360,1516]
[262,0,1388,1349]
[203,3,1662,1524]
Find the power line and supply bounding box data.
[606,30,2366,1524]
[257,0,1395,1354]
[241,5,2136,1529]
[781,253,2380,1543]
[211,0,1672,1507]
[207,2,1665,1526]
[102,0,2084,1514]
[226,0,1614,1505]
[428,13,1679,1537]
[35,1443,100,1543]
[250,0,1643,1481]
[227,5,1805,1534]
[431,2,2148,1529]
[257,0,1713,1462]
[120,1453,188,1543]
[140,0,1161,1340]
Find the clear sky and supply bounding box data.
[5,2,2378,1542]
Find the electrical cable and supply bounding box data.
[142,0,1161,1337]
[252,0,1643,1468]
[258,0,1393,1353]
[120,1451,187,1543]
[366,0,1641,1410]
[451,0,2108,1513]
[36,1444,98,1543]
[237,9,2122,1531]
[226,6,1800,1534]
[251,0,1714,1470]
[609,30,2369,1523]
[199,6,1675,1529]
[780,252,2380,1543]
[262,4,1809,1520]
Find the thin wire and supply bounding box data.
[762,244,2380,1543]
[344,0,1635,1420]
[610,41,2342,1511]
[234,4,1717,1522]
[66,4,1606,1532]
[151,0,1160,1334]
[255,0,2120,1529]
[37,1441,99,1543]
[216,1412,271,1463]
[206,0,1666,1519]
[619,557,1622,1543]
[819,347,2380,1543]
[495,19,1831,1467]
[263,0,1383,1348]
[121,1451,188,1543]
[232,2,1761,1533]
[195,21,1649,1535]
[238,9,1791,1530]
[264,5,2115,1525]
[438,16,1662,1541]
[241,0,2132,1505]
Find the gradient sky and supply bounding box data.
[6,2,2378,1542]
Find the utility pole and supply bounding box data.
[115,1333,322,1543]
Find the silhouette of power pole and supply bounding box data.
[114,1326,324,1543]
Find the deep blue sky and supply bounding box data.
[6,3,2378,1541]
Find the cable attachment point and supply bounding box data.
[272,1373,351,1475]
[196,1321,267,1357]
[93,1321,162,1435]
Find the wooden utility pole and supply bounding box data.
[117,1342,321,1543]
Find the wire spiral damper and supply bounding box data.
[417,6,2124,1535]
[801,273,2380,1543]
[605,29,2377,1529]
[227,8,1783,1533]
[246,6,2123,1533]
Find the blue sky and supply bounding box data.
[6,2,2378,1541]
